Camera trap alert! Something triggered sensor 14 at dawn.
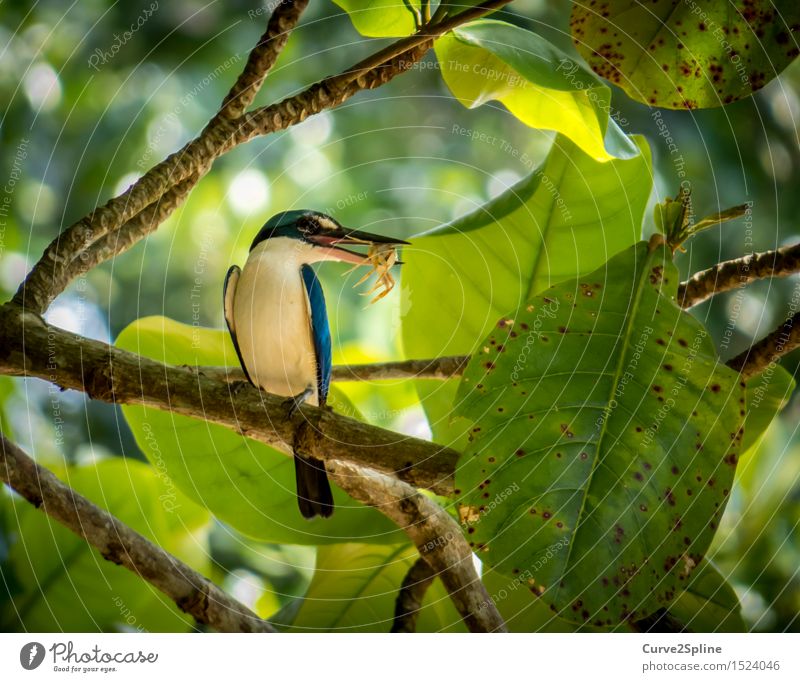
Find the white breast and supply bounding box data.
[232,238,319,404]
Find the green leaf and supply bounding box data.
[481,567,576,632]
[274,542,466,632]
[116,316,405,545]
[401,134,652,449]
[736,364,795,497]
[1,459,210,632]
[742,364,795,453]
[454,239,745,625]
[669,561,745,632]
[570,0,800,109]
[435,20,638,161]
[333,0,420,37]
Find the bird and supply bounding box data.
[223,209,408,519]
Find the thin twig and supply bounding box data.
[0,434,275,633]
[0,303,458,495]
[678,242,800,309]
[391,556,437,632]
[196,355,470,384]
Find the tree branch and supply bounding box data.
[13,0,512,315]
[218,0,309,119]
[0,434,275,633]
[678,242,800,309]
[196,354,470,384]
[55,174,200,296]
[327,461,506,632]
[391,556,437,632]
[726,310,800,378]
[0,303,458,496]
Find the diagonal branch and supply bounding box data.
[726,310,800,379]
[53,174,200,297]
[678,242,800,309]
[13,0,512,315]
[327,460,506,632]
[218,0,310,119]
[0,303,458,495]
[391,556,437,632]
[0,434,276,633]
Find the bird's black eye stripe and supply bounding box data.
[297,217,320,236]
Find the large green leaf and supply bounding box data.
[435,20,638,161]
[333,0,419,37]
[116,316,404,545]
[1,459,209,632]
[401,134,651,449]
[273,542,466,632]
[454,239,744,625]
[571,0,800,109]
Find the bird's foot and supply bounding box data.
[283,386,314,419]
[231,380,251,396]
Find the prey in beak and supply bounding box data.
[303,223,409,266]
[298,215,408,304]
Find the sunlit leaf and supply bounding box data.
[436,20,638,161]
[116,316,405,545]
[571,0,800,109]
[455,240,744,625]
[273,542,465,631]
[333,0,420,37]
[401,134,652,450]
[1,459,209,632]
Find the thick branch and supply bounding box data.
[0,303,457,495]
[14,1,511,314]
[327,461,506,632]
[678,242,800,308]
[727,310,800,378]
[391,557,437,632]
[218,0,309,119]
[0,434,275,633]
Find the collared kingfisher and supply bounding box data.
[223,209,407,519]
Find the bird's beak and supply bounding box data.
[306,227,409,265]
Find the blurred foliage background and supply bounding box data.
[1,0,799,631]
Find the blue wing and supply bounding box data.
[301,264,331,406]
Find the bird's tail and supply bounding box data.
[294,454,334,519]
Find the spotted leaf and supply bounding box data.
[454,239,745,625]
[571,0,800,109]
